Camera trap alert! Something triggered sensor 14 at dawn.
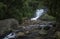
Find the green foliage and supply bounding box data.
[44,0,59,18]
[0,0,58,22]
[0,0,45,22]
[0,2,6,19]
[41,14,56,21]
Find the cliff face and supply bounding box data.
[0,18,19,35]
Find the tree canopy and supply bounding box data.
[0,0,59,22]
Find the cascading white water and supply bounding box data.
[3,32,16,39]
[31,9,45,21]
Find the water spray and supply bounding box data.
[3,30,21,39]
[31,8,47,21]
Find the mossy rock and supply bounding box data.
[55,31,60,39]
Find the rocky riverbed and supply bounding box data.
[14,20,56,39]
[0,19,57,39]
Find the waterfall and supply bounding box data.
[31,8,47,21]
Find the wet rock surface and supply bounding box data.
[0,18,19,35]
[15,21,56,39]
[0,19,57,39]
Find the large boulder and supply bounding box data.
[0,18,19,35]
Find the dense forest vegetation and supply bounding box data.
[0,0,58,20]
